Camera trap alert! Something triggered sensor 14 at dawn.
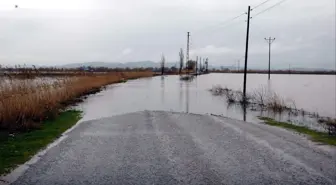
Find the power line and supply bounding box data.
[192,0,287,35]
[218,15,247,28]
[191,11,246,54]
[192,1,286,62]
[252,0,273,10]
[253,0,288,18]
[224,12,247,24]
[193,12,246,33]
[193,0,275,34]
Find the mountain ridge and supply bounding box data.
[58,61,333,71]
[61,61,178,68]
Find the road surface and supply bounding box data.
[6,111,336,184]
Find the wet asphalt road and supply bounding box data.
[10,111,336,185]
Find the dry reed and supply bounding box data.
[0,71,153,130]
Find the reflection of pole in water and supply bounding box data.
[243,104,247,121]
[185,81,190,113]
[161,76,165,104]
[179,80,183,109]
[195,75,198,100]
[266,78,272,95]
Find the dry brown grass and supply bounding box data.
[265,93,289,113]
[0,71,153,130]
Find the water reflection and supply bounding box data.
[267,79,272,94]
[78,74,335,132]
[185,81,190,113]
[242,104,247,122]
[179,79,183,108]
[160,76,165,104]
[226,102,247,122]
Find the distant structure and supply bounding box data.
[160,54,165,75]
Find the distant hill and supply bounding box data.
[287,67,335,72]
[60,61,221,70]
[3,61,332,71]
[61,61,179,69]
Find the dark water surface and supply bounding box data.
[77,73,336,131]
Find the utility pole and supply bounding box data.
[196,56,198,75]
[186,32,190,74]
[243,6,251,100]
[199,57,202,72]
[264,37,275,80]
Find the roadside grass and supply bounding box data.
[259,117,336,146]
[0,110,82,175]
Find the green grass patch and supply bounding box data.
[0,110,82,175]
[118,79,127,83]
[259,117,336,146]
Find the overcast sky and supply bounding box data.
[0,0,335,69]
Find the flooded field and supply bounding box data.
[77,73,336,131]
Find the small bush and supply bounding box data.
[210,86,251,104]
[266,93,288,113]
[209,85,229,96]
[251,86,268,106]
[320,118,336,136]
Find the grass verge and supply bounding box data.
[0,110,82,175]
[259,117,336,146]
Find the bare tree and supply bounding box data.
[179,48,184,74]
[161,54,165,75]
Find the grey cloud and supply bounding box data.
[0,0,334,69]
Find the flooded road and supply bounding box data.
[8,74,336,185]
[77,73,336,131]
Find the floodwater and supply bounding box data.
[77,73,336,131]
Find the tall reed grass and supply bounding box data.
[0,71,153,130]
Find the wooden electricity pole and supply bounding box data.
[243,6,251,100]
[186,32,190,74]
[265,37,275,80]
[196,56,198,75]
